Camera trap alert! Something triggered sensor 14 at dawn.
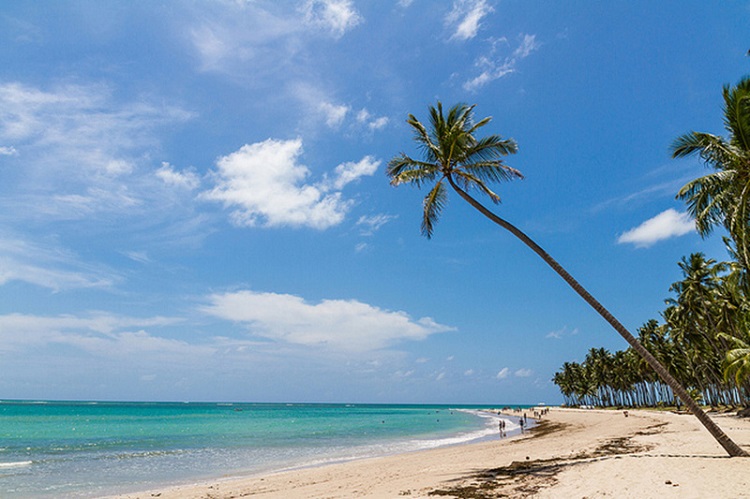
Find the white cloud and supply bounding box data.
[513,33,538,58]
[0,146,18,156]
[446,0,493,41]
[546,326,579,340]
[356,108,389,131]
[514,368,533,377]
[188,3,298,73]
[617,209,695,248]
[464,369,474,376]
[435,371,446,381]
[0,82,190,176]
[319,101,350,127]
[357,213,396,236]
[329,156,380,189]
[156,162,201,190]
[203,138,377,229]
[0,82,193,220]
[496,367,509,379]
[368,116,390,131]
[463,34,540,92]
[301,0,362,39]
[0,312,191,358]
[202,289,454,351]
[0,235,116,291]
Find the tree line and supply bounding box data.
[388,76,750,456]
[553,253,750,409]
[554,77,750,411]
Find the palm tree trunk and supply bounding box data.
[448,177,748,457]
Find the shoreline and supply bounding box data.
[113,407,750,498]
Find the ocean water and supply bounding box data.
[0,401,527,498]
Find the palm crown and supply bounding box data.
[672,77,750,269]
[387,102,522,238]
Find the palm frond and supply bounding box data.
[461,136,519,165]
[387,154,439,187]
[723,77,750,151]
[677,170,736,236]
[671,132,736,169]
[421,180,447,238]
[406,115,440,162]
[452,170,501,203]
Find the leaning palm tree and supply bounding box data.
[388,101,748,457]
[672,77,750,278]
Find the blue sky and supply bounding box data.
[0,1,748,405]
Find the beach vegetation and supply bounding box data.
[554,253,750,410]
[672,76,750,279]
[387,102,748,457]
[555,77,750,426]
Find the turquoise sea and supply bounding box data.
[0,401,529,498]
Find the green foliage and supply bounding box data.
[553,253,750,408]
[387,101,521,238]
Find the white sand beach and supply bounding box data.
[115,407,750,498]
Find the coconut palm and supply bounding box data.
[721,334,750,387]
[672,77,750,276]
[388,101,748,457]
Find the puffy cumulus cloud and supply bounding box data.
[463,34,540,92]
[301,0,362,39]
[202,289,455,352]
[0,145,18,156]
[446,0,493,41]
[202,138,378,229]
[617,209,695,248]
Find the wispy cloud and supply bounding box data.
[496,367,510,379]
[301,0,362,39]
[546,326,579,340]
[357,214,396,236]
[356,108,390,131]
[446,0,493,41]
[202,289,455,351]
[155,162,201,191]
[617,209,695,248]
[202,138,379,229]
[463,34,540,91]
[0,81,193,220]
[0,234,117,291]
[0,312,188,356]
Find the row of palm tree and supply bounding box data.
[553,253,750,409]
[387,76,750,456]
